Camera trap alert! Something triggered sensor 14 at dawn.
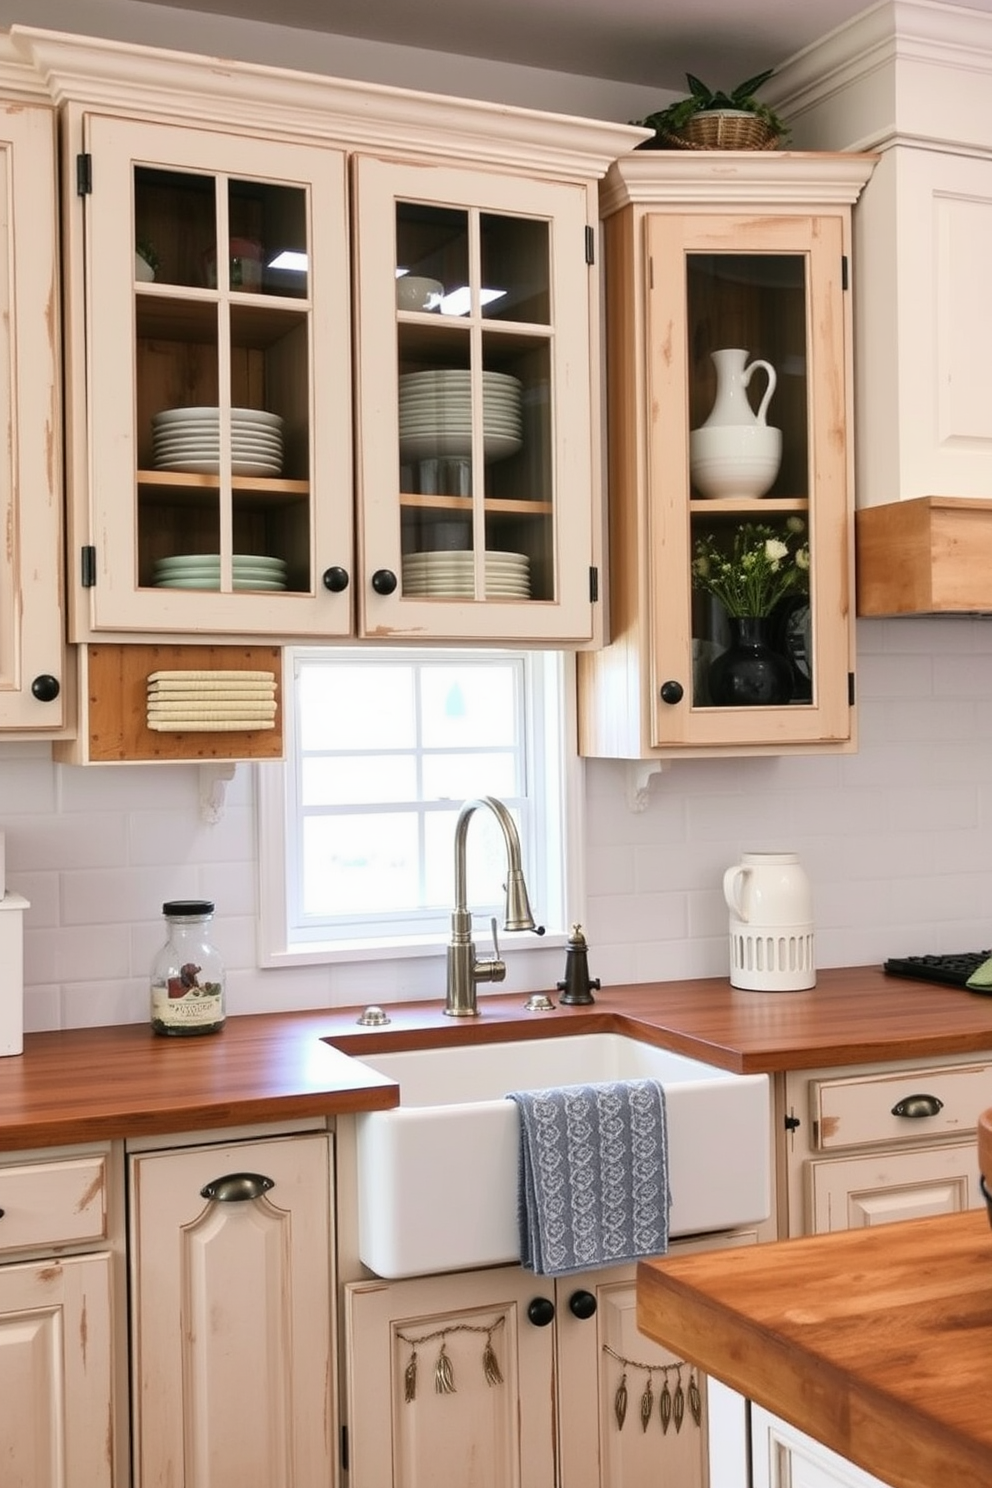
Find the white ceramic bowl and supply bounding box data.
[396,275,444,311]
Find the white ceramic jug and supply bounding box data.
[722,851,815,991]
[690,348,782,500]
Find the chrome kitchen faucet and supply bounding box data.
[445,796,539,1016]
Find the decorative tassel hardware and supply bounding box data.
[604,1346,702,1436]
[397,1315,506,1404]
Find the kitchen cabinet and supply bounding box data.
[29,26,640,656]
[63,109,353,643]
[353,155,604,644]
[0,96,65,732]
[779,1052,990,1238]
[128,1127,334,1488]
[752,1403,890,1488]
[0,1144,122,1487]
[578,153,874,760]
[344,1229,762,1488]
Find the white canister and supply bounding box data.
[723,852,815,991]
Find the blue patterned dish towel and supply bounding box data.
[506,1078,671,1276]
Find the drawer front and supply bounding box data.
[810,1061,992,1151]
[807,1143,981,1233]
[0,1153,109,1254]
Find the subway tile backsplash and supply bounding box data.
[5,617,992,1031]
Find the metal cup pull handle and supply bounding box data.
[200,1172,275,1203]
[891,1094,943,1120]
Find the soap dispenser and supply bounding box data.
[556,924,600,1005]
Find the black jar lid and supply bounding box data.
[162,899,215,917]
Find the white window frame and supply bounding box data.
[256,647,584,968]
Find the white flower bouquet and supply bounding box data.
[691,518,809,618]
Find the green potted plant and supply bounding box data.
[634,69,789,151]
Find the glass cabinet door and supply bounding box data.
[80,115,352,637]
[646,212,851,748]
[354,156,598,643]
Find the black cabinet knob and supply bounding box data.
[527,1297,556,1328]
[31,674,60,703]
[322,566,349,593]
[659,680,684,705]
[568,1289,597,1320]
[371,569,398,596]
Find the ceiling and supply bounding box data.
[123,0,992,91]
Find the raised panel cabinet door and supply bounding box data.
[69,111,352,641]
[751,1406,890,1488]
[807,1143,983,1233]
[556,1264,708,1488]
[0,102,64,730]
[129,1132,333,1488]
[0,1253,114,1488]
[344,1266,556,1488]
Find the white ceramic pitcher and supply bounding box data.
[722,851,815,991]
[690,348,782,500]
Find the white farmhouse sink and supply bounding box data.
[351,1033,770,1279]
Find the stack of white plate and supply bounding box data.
[402,550,530,598]
[151,407,284,476]
[152,554,288,591]
[398,371,522,463]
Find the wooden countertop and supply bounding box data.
[2,963,991,1148]
[637,1209,992,1488]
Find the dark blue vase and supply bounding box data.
[708,616,794,706]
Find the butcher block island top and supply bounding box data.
[1,963,992,1147]
[637,1209,992,1488]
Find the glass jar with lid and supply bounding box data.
[150,899,226,1036]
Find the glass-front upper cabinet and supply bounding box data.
[353,156,601,644]
[578,156,875,760]
[68,115,352,639]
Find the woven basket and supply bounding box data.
[663,110,779,151]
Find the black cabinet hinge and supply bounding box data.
[81,546,97,588]
[848,671,856,706]
[76,153,92,196]
[841,254,849,290]
[340,1424,349,1471]
[784,1113,801,1132]
[589,565,599,603]
[585,224,595,266]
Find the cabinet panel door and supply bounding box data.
[345,1266,555,1488]
[76,113,352,640]
[751,1405,889,1488]
[645,212,851,749]
[556,1264,708,1488]
[354,154,600,644]
[0,104,64,729]
[807,1142,982,1232]
[0,1253,114,1488]
[129,1132,333,1488]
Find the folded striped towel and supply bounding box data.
[507,1079,670,1277]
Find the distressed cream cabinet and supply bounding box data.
[128,1127,334,1488]
[751,1407,889,1488]
[779,1052,989,1238]
[0,1144,122,1486]
[16,26,640,653]
[343,1227,764,1488]
[0,89,65,732]
[578,153,875,763]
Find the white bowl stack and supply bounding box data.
[152,553,288,591]
[398,371,522,463]
[401,549,530,598]
[151,406,284,476]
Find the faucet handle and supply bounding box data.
[489,916,501,960]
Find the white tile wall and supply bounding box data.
[4,617,992,1031]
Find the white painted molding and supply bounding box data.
[12,25,647,177]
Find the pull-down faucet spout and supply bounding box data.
[445,796,538,1017]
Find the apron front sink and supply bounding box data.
[351,1032,770,1278]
